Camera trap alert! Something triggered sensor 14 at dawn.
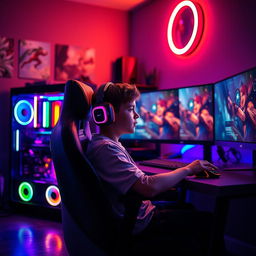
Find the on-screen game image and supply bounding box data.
[215,68,256,142]
[179,84,213,141]
[121,89,180,141]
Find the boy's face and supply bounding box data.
[114,100,139,135]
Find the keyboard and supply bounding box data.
[139,158,188,170]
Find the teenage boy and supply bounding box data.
[87,82,218,255]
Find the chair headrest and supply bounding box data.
[61,80,94,121]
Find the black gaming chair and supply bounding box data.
[50,80,142,255]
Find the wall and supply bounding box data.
[130,0,256,88]
[0,0,128,180]
[130,0,256,253]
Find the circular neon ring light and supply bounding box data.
[45,185,61,206]
[167,0,202,55]
[14,100,34,125]
[18,182,33,202]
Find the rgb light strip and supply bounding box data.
[52,101,61,127]
[45,185,61,206]
[42,101,50,128]
[33,96,38,128]
[15,129,20,152]
[18,182,33,202]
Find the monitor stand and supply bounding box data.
[203,145,212,162]
[125,142,161,161]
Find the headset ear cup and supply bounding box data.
[92,103,115,125]
[92,82,115,126]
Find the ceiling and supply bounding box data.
[65,0,149,10]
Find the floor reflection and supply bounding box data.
[0,214,68,256]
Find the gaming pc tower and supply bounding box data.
[10,84,65,209]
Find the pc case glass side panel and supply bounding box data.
[11,91,64,207]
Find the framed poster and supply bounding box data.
[19,39,50,80]
[55,44,95,81]
[0,36,14,78]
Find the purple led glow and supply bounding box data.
[34,139,43,144]
[92,106,108,124]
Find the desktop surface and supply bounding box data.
[138,162,256,195]
[137,161,256,256]
[139,158,221,178]
[139,158,189,169]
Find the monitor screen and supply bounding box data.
[179,84,214,142]
[121,89,180,141]
[214,67,256,146]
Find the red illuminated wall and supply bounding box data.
[0,0,128,173]
[130,0,256,89]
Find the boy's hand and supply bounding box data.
[185,160,218,176]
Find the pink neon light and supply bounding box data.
[33,96,38,128]
[167,0,204,55]
[34,139,43,144]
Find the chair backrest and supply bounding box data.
[50,80,119,255]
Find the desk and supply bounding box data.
[137,163,256,256]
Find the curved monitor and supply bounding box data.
[121,84,214,145]
[214,66,256,150]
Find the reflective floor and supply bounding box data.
[0,212,69,256]
[0,211,240,256]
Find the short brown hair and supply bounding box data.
[94,82,140,112]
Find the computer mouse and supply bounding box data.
[195,169,221,179]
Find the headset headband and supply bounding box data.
[92,82,115,125]
[104,82,114,92]
[96,82,114,104]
